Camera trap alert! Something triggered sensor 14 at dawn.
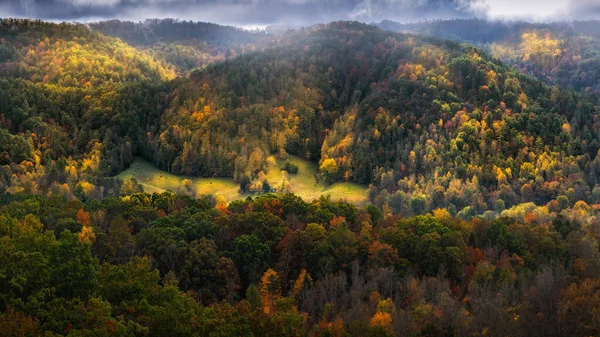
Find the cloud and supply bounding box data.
[58,0,121,6]
[349,0,478,21]
[477,0,571,21]
[0,0,480,25]
[0,0,598,25]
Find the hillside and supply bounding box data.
[378,19,600,97]
[2,19,600,218]
[89,19,264,46]
[147,21,600,218]
[89,19,271,74]
[0,19,174,199]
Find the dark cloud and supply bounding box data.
[0,0,597,26]
[0,0,480,26]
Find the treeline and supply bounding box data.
[1,191,600,336]
[89,19,265,47]
[377,19,600,44]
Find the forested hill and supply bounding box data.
[2,19,600,221]
[377,19,600,97]
[377,19,600,44]
[152,21,600,218]
[0,18,175,199]
[0,19,175,83]
[89,19,272,74]
[377,19,561,44]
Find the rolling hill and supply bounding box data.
[144,21,600,216]
[1,19,600,217]
[0,19,174,198]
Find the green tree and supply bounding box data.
[230,234,271,286]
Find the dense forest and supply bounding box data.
[3,19,600,218]
[0,19,178,200]
[139,21,600,221]
[2,17,600,336]
[2,191,600,336]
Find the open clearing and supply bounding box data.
[116,155,368,204]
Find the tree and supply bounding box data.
[50,230,99,300]
[319,158,339,184]
[239,174,251,192]
[0,306,40,337]
[179,238,240,304]
[259,268,281,314]
[263,179,271,192]
[410,193,427,214]
[282,161,299,174]
[77,208,96,244]
[105,217,136,264]
[76,208,91,227]
[230,234,271,286]
[246,284,262,310]
[559,278,600,335]
[227,211,285,248]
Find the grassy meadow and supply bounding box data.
[116,155,368,204]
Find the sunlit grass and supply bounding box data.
[115,158,241,200]
[116,156,368,204]
[265,155,368,204]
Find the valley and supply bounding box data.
[116,155,368,203]
[3,15,600,337]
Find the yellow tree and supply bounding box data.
[291,269,312,298]
[79,224,96,244]
[370,297,395,332]
[319,158,339,184]
[259,268,281,315]
[215,195,229,214]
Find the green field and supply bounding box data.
[115,155,368,204]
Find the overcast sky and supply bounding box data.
[0,0,598,28]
